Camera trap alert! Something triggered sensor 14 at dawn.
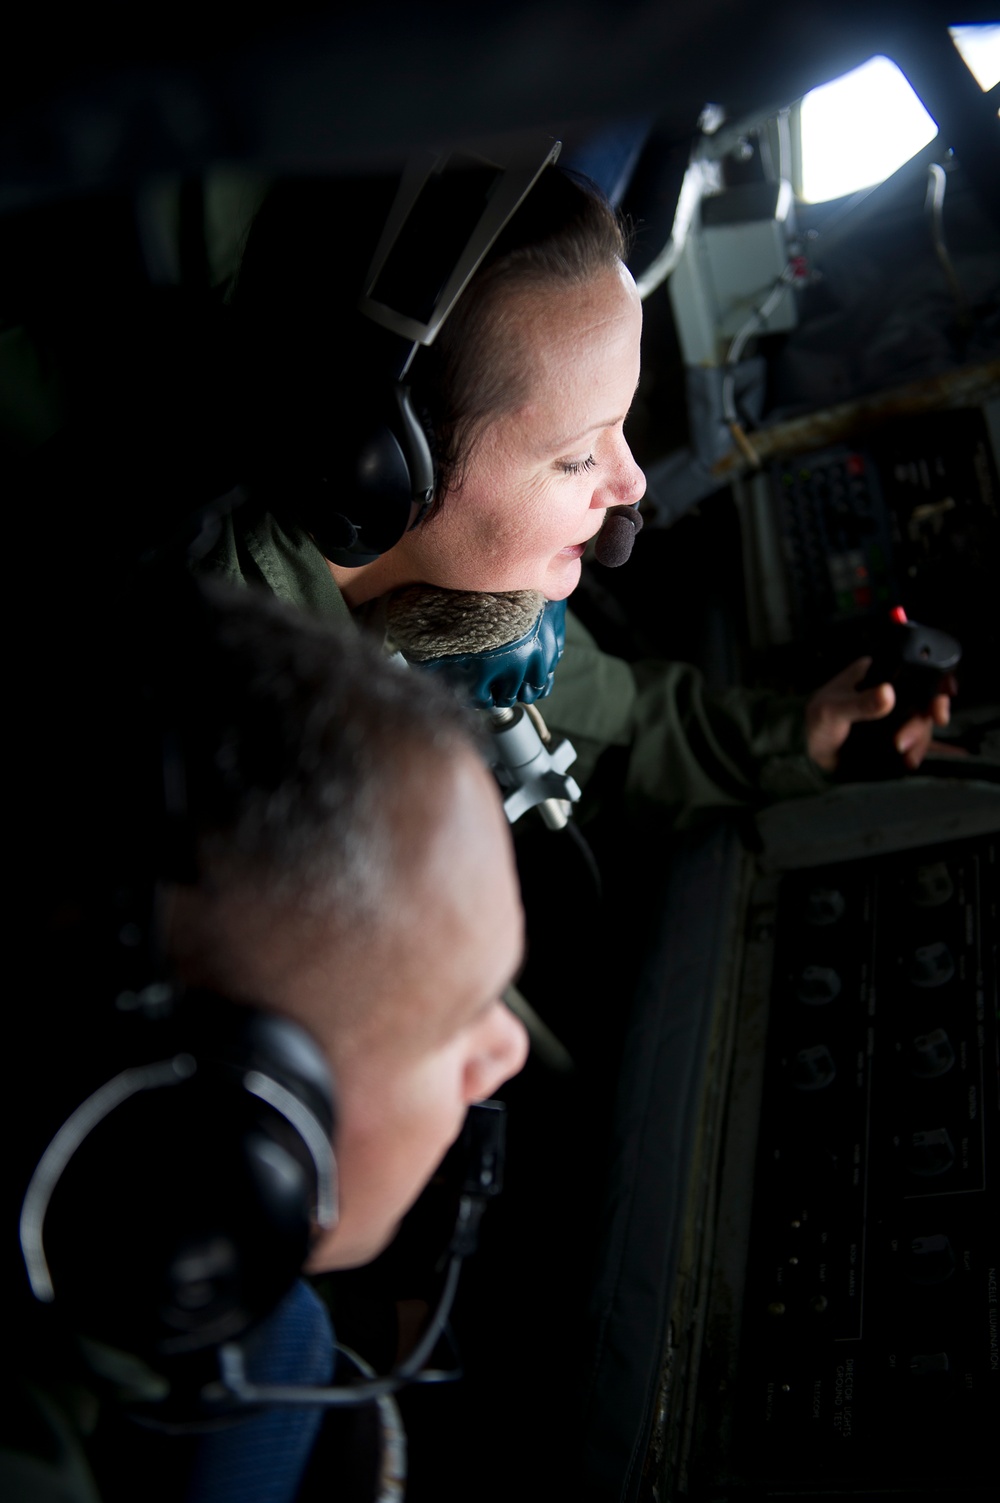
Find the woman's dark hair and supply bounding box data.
[415,166,626,500]
[233,164,626,503]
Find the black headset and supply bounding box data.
[19,985,337,1364]
[302,136,561,568]
[18,974,503,1420]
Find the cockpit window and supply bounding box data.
[948,22,1000,93]
[798,55,937,203]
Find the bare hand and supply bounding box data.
[805,656,955,773]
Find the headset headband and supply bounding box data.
[359,136,562,367]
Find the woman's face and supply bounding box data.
[388,262,645,602]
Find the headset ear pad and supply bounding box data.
[299,420,413,565]
[41,998,337,1358]
[299,384,436,568]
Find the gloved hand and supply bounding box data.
[807,614,961,778]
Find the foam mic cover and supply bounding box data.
[594,505,643,568]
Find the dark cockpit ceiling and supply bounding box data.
[4,1,998,203]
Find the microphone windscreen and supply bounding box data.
[594,505,643,568]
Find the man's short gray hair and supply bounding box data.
[176,581,480,922]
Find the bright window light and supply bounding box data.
[949,23,1000,92]
[799,55,938,204]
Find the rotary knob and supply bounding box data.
[907,1128,955,1177]
[909,943,955,988]
[795,965,842,1005]
[909,1028,956,1079]
[792,1044,837,1091]
[909,1234,956,1285]
[908,862,954,908]
[804,888,846,926]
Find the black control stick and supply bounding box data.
[838,608,961,779]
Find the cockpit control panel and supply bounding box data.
[684,832,997,1501]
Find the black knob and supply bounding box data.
[909,1029,956,1079]
[909,943,955,989]
[796,965,841,1005]
[908,862,954,908]
[805,888,846,926]
[907,1128,955,1177]
[792,1044,837,1091]
[909,1234,956,1285]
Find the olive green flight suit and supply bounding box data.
[195,508,828,829]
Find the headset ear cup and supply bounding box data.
[305,424,413,566]
[307,387,435,567]
[33,999,338,1358]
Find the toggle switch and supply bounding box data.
[908,1352,950,1379]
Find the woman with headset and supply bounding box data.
[198,149,951,826]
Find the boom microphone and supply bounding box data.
[594,504,643,568]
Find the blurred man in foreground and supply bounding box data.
[6,582,527,1503]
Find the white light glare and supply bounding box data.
[949,24,1000,93]
[800,55,937,204]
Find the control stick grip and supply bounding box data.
[839,611,960,779]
